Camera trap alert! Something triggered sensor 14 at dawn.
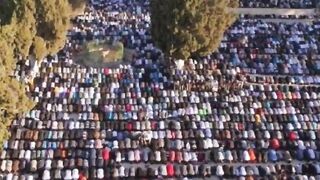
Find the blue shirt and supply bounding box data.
[314,164,320,174]
[305,148,316,160]
[296,149,304,160]
[268,149,278,162]
[117,132,124,141]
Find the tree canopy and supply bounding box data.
[0,0,85,146]
[151,0,238,60]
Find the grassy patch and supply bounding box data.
[74,40,128,67]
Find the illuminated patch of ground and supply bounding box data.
[74,40,135,67]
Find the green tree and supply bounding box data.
[0,0,85,147]
[151,0,238,60]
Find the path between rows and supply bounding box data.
[245,73,320,87]
[246,81,320,87]
[121,161,305,167]
[252,18,314,24]
[234,8,316,16]
[231,8,317,23]
[120,160,313,179]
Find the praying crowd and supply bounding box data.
[2,0,320,179]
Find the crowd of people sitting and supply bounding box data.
[223,19,320,75]
[239,0,316,8]
[1,0,320,179]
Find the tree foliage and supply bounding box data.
[68,0,87,16]
[0,0,85,146]
[151,0,238,59]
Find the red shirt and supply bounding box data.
[169,151,175,162]
[151,121,157,130]
[270,138,280,149]
[248,149,256,161]
[131,92,136,98]
[117,73,122,80]
[171,131,176,139]
[104,68,109,75]
[126,104,132,112]
[276,91,283,100]
[166,163,174,176]
[126,122,133,131]
[256,108,263,115]
[78,173,87,180]
[175,151,182,163]
[238,123,244,130]
[289,131,297,141]
[102,149,110,160]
